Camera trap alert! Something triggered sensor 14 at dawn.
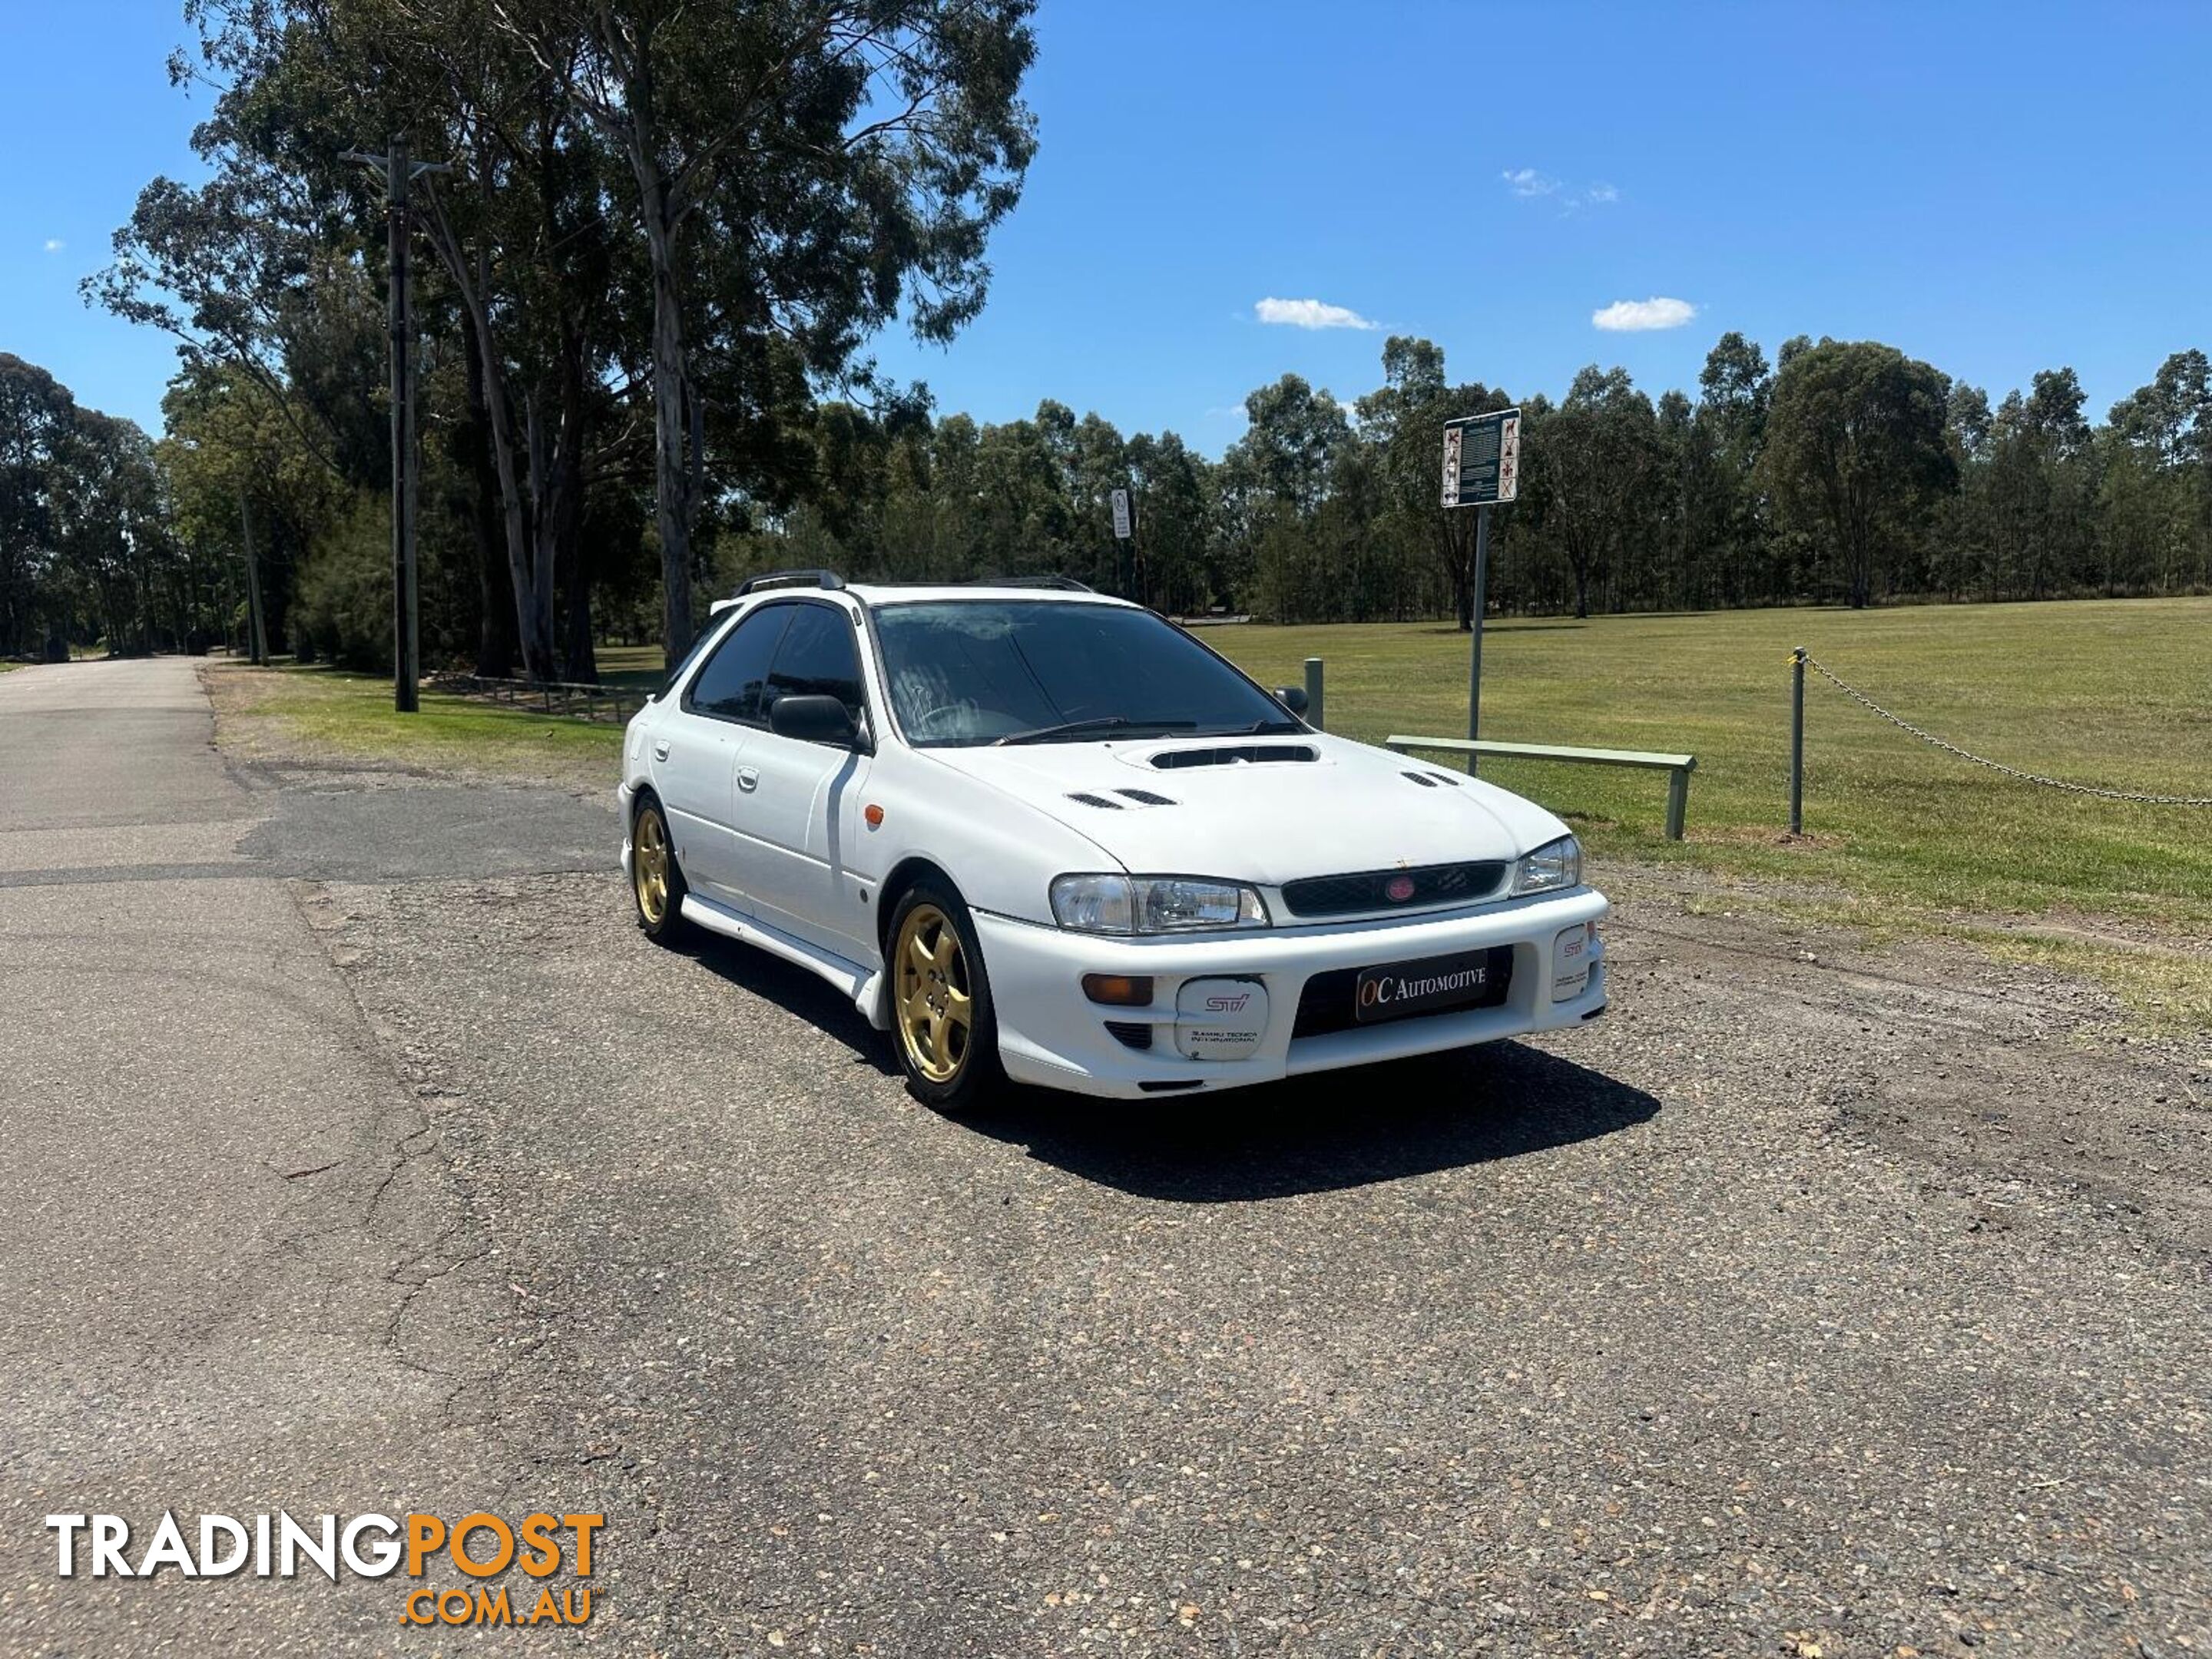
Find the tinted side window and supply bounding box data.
[764,604,866,723]
[685,604,794,722]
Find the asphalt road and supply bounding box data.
[3,659,2207,1657]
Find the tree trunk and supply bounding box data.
[418,204,557,680]
[552,316,595,684]
[462,330,518,679]
[644,213,694,667]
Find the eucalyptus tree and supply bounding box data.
[0,356,77,657]
[493,0,1040,661]
[1760,340,1954,609]
[52,414,174,656]
[1358,339,1508,629]
[1524,366,1660,619]
[1694,331,1772,604]
[98,0,643,679]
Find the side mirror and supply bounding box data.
[1274,685,1309,716]
[770,693,861,747]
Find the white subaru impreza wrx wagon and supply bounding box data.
[618,571,1608,1110]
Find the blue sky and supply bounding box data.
[5,2,2207,449]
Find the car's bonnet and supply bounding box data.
[921,732,1565,886]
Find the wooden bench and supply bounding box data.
[1386,735,1698,841]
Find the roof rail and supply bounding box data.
[735,568,846,597]
[969,574,1094,592]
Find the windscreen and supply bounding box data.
[871,601,1294,747]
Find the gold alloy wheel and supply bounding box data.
[893,902,973,1084]
[634,805,672,925]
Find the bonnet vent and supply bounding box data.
[1066,792,1124,810]
[1147,744,1318,770]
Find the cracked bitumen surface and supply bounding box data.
[0,658,612,1655]
[3,656,2210,1657]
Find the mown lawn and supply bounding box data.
[594,643,667,690]
[204,659,620,790]
[1209,598,2212,932]
[209,599,2212,1027]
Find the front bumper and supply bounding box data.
[973,886,1609,1099]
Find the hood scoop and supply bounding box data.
[1147,743,1319,770]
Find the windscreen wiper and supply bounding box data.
[992,717,1197,747]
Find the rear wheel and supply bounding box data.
[631,795,690,945]
[886,880,1004,1112]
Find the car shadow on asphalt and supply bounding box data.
[966,1042,1660,1202]
[685,932,902,1080]
[677,936,1658,1199]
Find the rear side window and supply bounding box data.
[764,604,866,723]
[685,604,794,722]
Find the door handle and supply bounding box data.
[651,740,670,761]
[736,767,760,793]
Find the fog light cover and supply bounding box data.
[1552,921,1594,1001]
[1174,978,1269,1061]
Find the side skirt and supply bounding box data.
[677,892,891,1030]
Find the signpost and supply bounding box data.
[1442,408,1521,743]
[1110,486,1139,600]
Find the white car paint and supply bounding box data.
[620,582,1609,1099]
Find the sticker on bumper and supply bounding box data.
[1174,978,1269,1061]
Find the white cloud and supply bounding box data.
[1503,171,1620,210]
[1253,296,1377,331]
[1591,296,1698,332]
[43,237,64,253]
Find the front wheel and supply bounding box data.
[886,879,1005,1113]
[631,795,690,945]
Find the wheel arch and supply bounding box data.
[875,854,959,957]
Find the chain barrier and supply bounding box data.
[1798,653,2212,806]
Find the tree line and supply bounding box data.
[750,331,2212,630]
[8,1,2208,672]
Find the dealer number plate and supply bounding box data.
[1353,949,1492,1025]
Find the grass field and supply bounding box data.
[200,600,2212,1025]
[594,644,667,690]
[1214,598,2212,929]
[204,659,621,790]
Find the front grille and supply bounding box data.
[1279,860,1508,918]
[1292,945,1512,1038]
[1104,1020,1154,1051]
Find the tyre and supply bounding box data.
[630,793,690,945]
[885,878,1005,1112]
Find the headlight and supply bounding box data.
[1049,874,1271,935]
[1510,834,1582,896]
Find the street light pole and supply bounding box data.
[341,138,449,714]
